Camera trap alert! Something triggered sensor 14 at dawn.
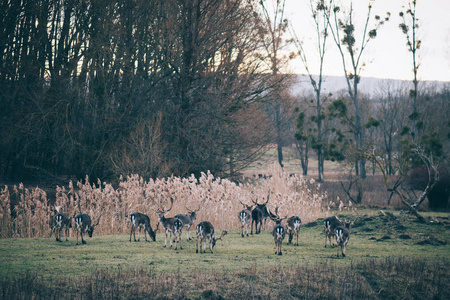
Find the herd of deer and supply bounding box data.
[54,195,352,257]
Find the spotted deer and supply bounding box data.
[153,198,183,250]
[55,213,72,242]
[323,216,343,247]
[286,216,302,246]
[336,220,352,257]
[269,207,287,255]
[175,204,200,241]
[238,201,252,237]
[129,212,157,242]
[74,213,101,245]
[195,221,227,254]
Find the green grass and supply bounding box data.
[1,210,449,282]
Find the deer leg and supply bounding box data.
[82,229,87,244]
[163,229,168,247]
[196,236,199,253]
[144,225,148,242]
[130,226,133,242]
[56,227,61,242]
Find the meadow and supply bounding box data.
[0,155,449,299]
[0,209,449,299]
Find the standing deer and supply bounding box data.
[269,206,286,255]
[238,201,252,237]
[195,221,227,254]
[251,190,271,231]
[74,213,101,245]
[175,204,200,241]
[55,213,72,242]
[323,216,343,247]
[153,199,183,250]
[129,212,157,242]
[286,216,302,246]
[336,220,352,257]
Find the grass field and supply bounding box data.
[1,209,449,299]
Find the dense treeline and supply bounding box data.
[1,0,290,181]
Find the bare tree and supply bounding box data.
[399,0,421,141]
[325,0,389,178]
[357,146,439,223]
[258,0,293,168]
[290,0,332,181]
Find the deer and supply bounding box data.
[129,212,157,242]
[74,213,101,245]
[195,221,227,254]
[323,216,343,248]
[251,190,270,234]
[269,206,287,255]
[153,198,183,250]
[54,213,72,242]
[286,216,302,246]
[238,200,252,237]
[175,204,200,241]
[335,220,352,257]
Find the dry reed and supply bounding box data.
[0,164,329,238]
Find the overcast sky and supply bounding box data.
[284,0,450,81]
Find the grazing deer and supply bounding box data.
[286,216,302,246]
[251,190,271,231]
[336,220,352,257]
[74,213,101,245]
[153,198,183,250]
[238,201,252,237]
[195,221,227,254]
[269,207,286,255]
[323,216,343,247]
[129,212,157,242]
[55,213,72,242]
[175,204,200,241]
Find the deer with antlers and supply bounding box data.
[74,213,101,245]
[129,212,157,242]
[238,201,252,237]
[153,198,183,250]
[251,190,270,234]
[286,216,302,246]
[269,206,287,255]
[175,204,200,241]
[195,221,227,254]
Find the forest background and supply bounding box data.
[0,0,449,199]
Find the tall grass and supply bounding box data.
[1,257,448,299]
[0,164,329,238]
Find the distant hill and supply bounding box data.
[291,74,449,96]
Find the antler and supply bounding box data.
[216,230,228,241]
[262,189,271,205]
[94,214,102,227]
[269,205,286,222]
[153,197,174,214]
[186,202,200,213]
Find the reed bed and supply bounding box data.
[0,164,330,238]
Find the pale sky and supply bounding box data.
[285,0,450,81]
